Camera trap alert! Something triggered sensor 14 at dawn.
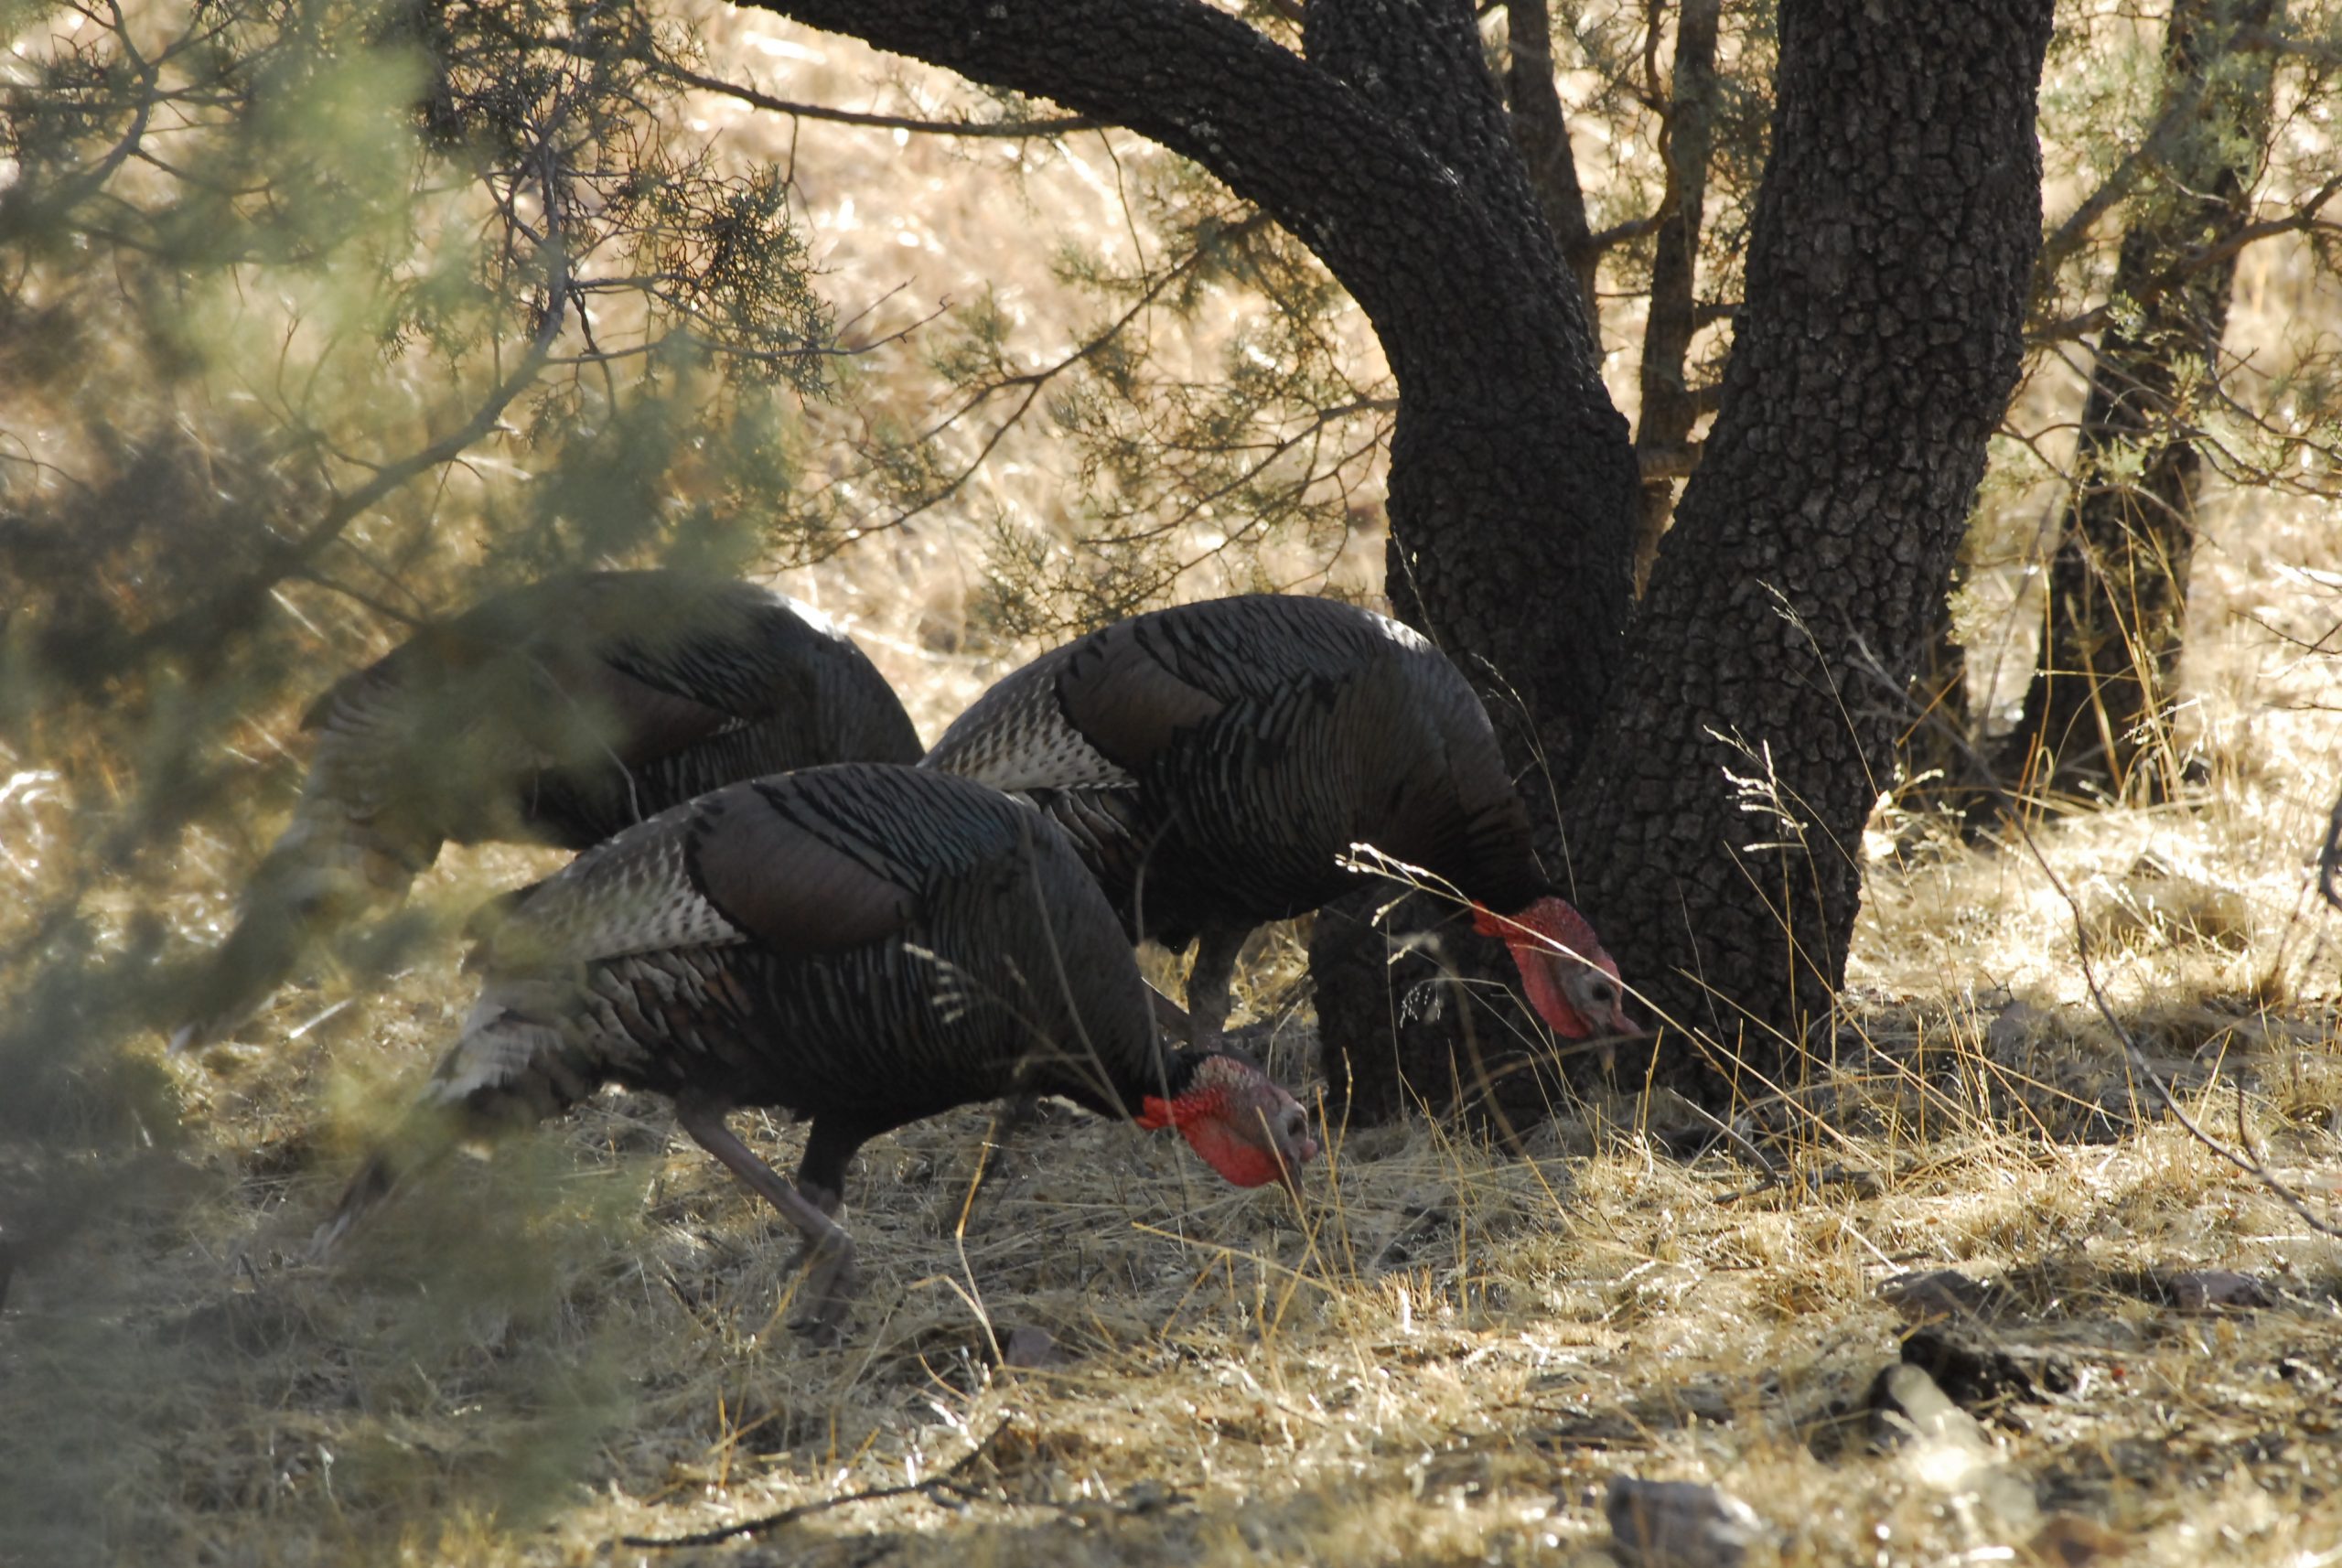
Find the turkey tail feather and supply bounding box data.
[309,1004,565,1257]
[173,809,422,1052]
[306,1103,463,1260]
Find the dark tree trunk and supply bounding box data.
[1896,604,1982,816]
[1295,0,1636,779]
[1503,0,1601,320]
[1631,0,1723,596]
[748,0,2052,1119]
[1562,0,2052,1100]
[748,0,1638,779]
[1991,0,2275,804]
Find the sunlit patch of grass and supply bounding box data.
[12,931,2342,1563]
[7,15,2342,1568]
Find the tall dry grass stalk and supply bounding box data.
[5,13,2342,1568]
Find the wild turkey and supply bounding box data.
[312,763,1317,1341]
[922,594,1633,1049]
[173,571,923,1051]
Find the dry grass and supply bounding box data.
[12,480,2342,1565]
[12,957,2342,1566]
[10,16,2342,1568]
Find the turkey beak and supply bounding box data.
[1275,1138,1313,1201]
[1266,1104,1316,1201]
[1272,1151,1304,1202]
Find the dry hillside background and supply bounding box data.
[5,7,2342,1566]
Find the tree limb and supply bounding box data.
[736,0,1588,381]
[652,57,1098,137]
[2028,178,2342,346]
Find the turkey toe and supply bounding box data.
[785,1231,861,1342]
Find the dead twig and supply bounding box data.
[1856,640,2342,1242]
[2317,782,2342,910]
[618,1412,1017,1549]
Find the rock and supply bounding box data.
[1606,1477,1768,1568]
[2031,1511,2131,1563]
[2151,1269,2271,1312]
[1878,1269,2008,1324]
[1866,1363,1991,1454]
[1902,1324,2073,1413]
[996,1325,1069,1370]
[1865,1364,2039,1530]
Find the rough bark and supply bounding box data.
[1992,0,2275,803]
[745,0,1638,779]
[1562,0,2053,1099]
[1306,0,1577,326]
[1295,0,1634,779]
[1631,0,1723,596]
[747,0,2053,1120]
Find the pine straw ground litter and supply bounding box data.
[7,853,2342,1567]
[9,492,2342,1567]
[12,13,2342,1558]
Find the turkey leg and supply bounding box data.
[1183,925,1250,1051]
[674,1091,861,1344]
[1147,983,1195,1043]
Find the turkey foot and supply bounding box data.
[780,1226,862,1346]
[675,1092,863,1345]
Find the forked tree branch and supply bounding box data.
[2029,177,2342,346]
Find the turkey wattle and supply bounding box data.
[922,594,1633,1049]
[310,764,1317,1342]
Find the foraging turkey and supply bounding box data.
[922,594,1634,1048]
[312,763,1317,1341]
[173,571,923,1052]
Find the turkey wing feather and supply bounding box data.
[683,782,920,956]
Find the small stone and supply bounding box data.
[997,1325,1069,1369]
[1865,1364,2038,1529]
[2031,1511,2131,1564]
[1606,1477,1767,1568]
[1866,1363,1989,1454]
[2155,1269,2271,1312]
[1878,1269,2004,1323]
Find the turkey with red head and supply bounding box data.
[922,594,1633,1051]
[173,571,922,1052]
[311,764,1316,1342]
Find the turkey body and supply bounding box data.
[925,595,1542,938]
[921,595,1624,1045]
[317,764,1316,1340]
[175,571,923,1050]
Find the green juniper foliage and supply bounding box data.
[2,1,2340,1558]
[0,0,838,1070]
